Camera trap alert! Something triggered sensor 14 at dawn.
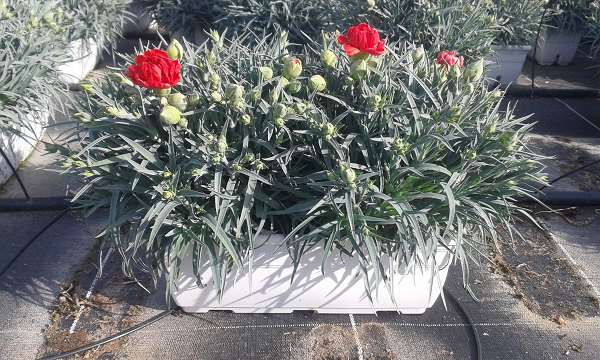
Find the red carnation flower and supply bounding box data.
[337,23,385,58]
[436,50,464,68]
[127,49,181,89]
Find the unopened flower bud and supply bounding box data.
[255,161,266,172]
[178,117,188,128]
[250,89,262,102]
[188,93,201,108]
[272,103,287,119]
[210,91,223,103]
[243,153,255,163]
[258,66,274,81]
[209,72,221,89]
[155,88,171,97]
[350,59,368,80]
[367,0,376,8]
[80,82,93,93]
[308,75,327,92]
[368,94,382,109]
[393,138,409,155]
[232,163,242,172]
[286,80,302,94]
[110,72,134,87]
[166,39,184,60]
[225,84,244,101]
[449,65,461,79]
[217,136,228,154]
[162,190,175,200]
[105,106,121,117]
[167,93,188,111]
[240,114,252,125]
[342,167,357,183]
[268,88,280,104]
[320,50,338,68]
[161,171,173,179]
[465,59,484,81]
[160,105,181,125]
[274,117,286,128]
[466,149,477,161]
[279,77,289,88]
[74,112,92,123]
[231,99,246,112]
[293,102,307,114]
[283,58,302,79]
[412,45,425,63]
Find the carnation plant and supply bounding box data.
[59,24,546,299]
[0,0,68,141]
[61,0,133,46]
[545,0,592,33]
[488,0,547,46]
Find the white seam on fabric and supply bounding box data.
[554,97,600,135]
[349,314,364,360]
[68,247,114,334]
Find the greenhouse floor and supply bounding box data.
[2,45,600,359]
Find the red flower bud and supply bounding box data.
[436,50,464,68]
[337,23,385,58]
[127,49,181,90]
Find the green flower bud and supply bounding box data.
[178,117,188,128]
[272,103,287,119]
[243,153,255,163]
[507,180,517,187]
[109,72,134,87]
[255,161,266,172]
[465,59,484,81]
[240,114,252,126]
[368,94,383,109]
[258,66,274,81]
[283,58,302,79]
[449,65,461,79]
[166,39,184,60]
[160,105,181,125]
[279,77,289,88]
[341,166,357,183]
[350,59,368,81]
[393,138,410,155]
[167,93,188,111]
[155,88,171,97]
[105,106,121,117]
[499,133,518,151]
[28,16,39,29]
[217,136,228,154]
[320,50,338,68]
[268,88,280,104]
[80,82,93,93]
[293,102,308,115]
[286,80,302,94]
[74,112,92,123]
[191,168,204,177]
[207,51,217,65]
[412,45,425,63]
[466,149,477,161]
[225,84,244,101]
[211,155,222,164]
[321,122,336,140]
[274,117,286,128]
[231,99,246,112]
[161,170,173,179]
[308,75,327,92]
[210,91,223,103]
[484,122,497,137]
[250,89,262,102]
[209,30,221,45]
[367,0,376,8]
[162,190,175,200]
[82,171,95,178]
[491,89,503,98]
[188,93,201,108]
[232,163,243,172]
[326,171,336,181]
[209,72,221,89]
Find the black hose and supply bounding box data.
[539,158,600,191]
[446,290,482,360]
[0,209,69,279]
[38,307,180,360]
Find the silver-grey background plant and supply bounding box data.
[488,0,547,46]
[545,0,593,33]
[58,30,547,300]
[0,0,68,142]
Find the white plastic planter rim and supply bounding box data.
[171,234,454,314]
[0,109,48,185]
[485,45,531,85]
[57,38,100,84]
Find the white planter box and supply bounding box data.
[0,109,48,185]
[485,45,530,85]
[534,28,581,66]
[171,235,453,314]
[57,39,99,85]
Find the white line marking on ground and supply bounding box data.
[68,247,114,334]
[348,314,364,360]
[554,97,600,134]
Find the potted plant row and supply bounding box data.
[485,0,546,85]
[534,0,591,66]
[59,24,546,314]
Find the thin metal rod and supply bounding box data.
[0,145,31,200]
